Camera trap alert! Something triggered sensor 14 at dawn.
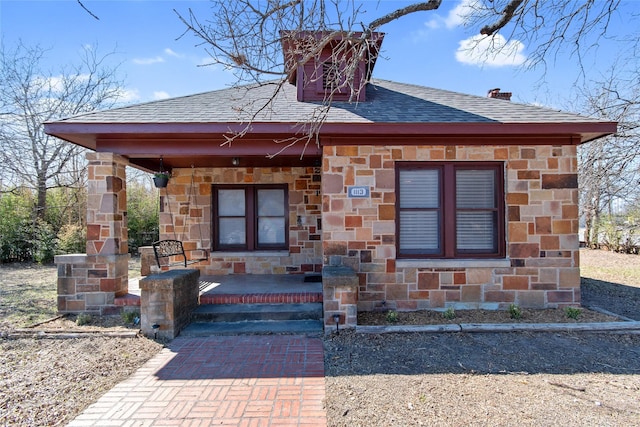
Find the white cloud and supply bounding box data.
[152,91,170,100]
[132,56,165,65]
[116,88,140,103]
[423,0,477,30]
[456,34,527,67]
[164,48,183,58]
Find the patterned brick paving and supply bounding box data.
[67,335,326,426]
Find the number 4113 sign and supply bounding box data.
[348,186,370,198]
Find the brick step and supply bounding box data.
[199,292,323,305]
[193,303,323,323]
[180,319,324,336]
[114,293,141,307]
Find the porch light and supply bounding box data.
[332,313,340,334]
[152,323,160,339]
[232,157,240,166]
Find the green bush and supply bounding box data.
[31,219,57,264]
[565,307,582,319]
[443,307,456,320]
[57,224,86,254]
[386,310,399,323]
[127,181,159,254]
[0,190,35,263]
[509,304,523,319]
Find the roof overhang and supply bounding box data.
[44,120,617,171]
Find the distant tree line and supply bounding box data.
[0,180,159,264]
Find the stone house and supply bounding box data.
[45,32,616,329]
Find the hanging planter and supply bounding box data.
[153,172,170,188]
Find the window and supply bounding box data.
[396,162,505,258]
[212,184,288,251]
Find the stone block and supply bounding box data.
[417,272,439,290]
[542,174,578,189]
[517,291,545,308]
[503,276,529,290]
[509,243,539,258]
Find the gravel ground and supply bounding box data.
[1,249,640,426]
[324,249,640,426]
[323,331,640,426]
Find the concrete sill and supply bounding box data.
[396,258,511,269]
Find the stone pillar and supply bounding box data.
[139,269,200,340]
[139,246,160,276]
[55,152,130,315]
[322,263,358,334]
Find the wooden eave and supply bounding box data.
[44,119,616,171]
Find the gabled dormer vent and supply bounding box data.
[322,62,339,90]
[281,31,385,102]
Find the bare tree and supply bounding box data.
[0,41,124,218]
[175,0,626,145]
[577,66,640,247]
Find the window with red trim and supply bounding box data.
[396,162,505,258]
[212,184,288,251]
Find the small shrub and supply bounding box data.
[386,310,399,323]
[57,224,86,254]
[76,313,92,326]
[565,307,582,320]
[121,310,140,324]
[509,304,522,319]
[443,307,456,320]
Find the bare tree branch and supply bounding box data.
[480,0,524,35]
[0,41,123,218]
[77,0,99,20]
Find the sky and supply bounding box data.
[1,0,638,112]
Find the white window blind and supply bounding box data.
[399,169,440,253]
[456,169,496,251]
[399,169,439,208]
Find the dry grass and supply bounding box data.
[580,248,640,287]
[1,249,640,426]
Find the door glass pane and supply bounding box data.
[218,189,245,216]
[456,170,495,208]
[257,189,285,216]
[399,211,439,253]
[219,218,246,245]
[456,212,496,250]
[258,218,286,244]
[399,169,439,208]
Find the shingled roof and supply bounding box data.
[50,79,606,126]
[44,78,617,170]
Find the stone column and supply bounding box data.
[85,152,130,313]
[55,152,131,315]
[322,263,358,333]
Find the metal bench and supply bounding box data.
[152,239,208,268]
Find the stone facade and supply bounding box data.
[159,166,323,275]
[321,144,580,311]
[55,153,130,315]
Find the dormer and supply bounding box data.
[281,30,384,102]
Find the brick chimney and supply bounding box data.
[487,88,512,101]
[281,31,384,102]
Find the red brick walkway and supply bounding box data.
[68,335,326,426]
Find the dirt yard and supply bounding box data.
[324,248,640,426]
[1,249,639,426]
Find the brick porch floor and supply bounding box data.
[67,335,326,426]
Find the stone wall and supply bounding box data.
[159,166,323,275]
[322,144,580,311]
